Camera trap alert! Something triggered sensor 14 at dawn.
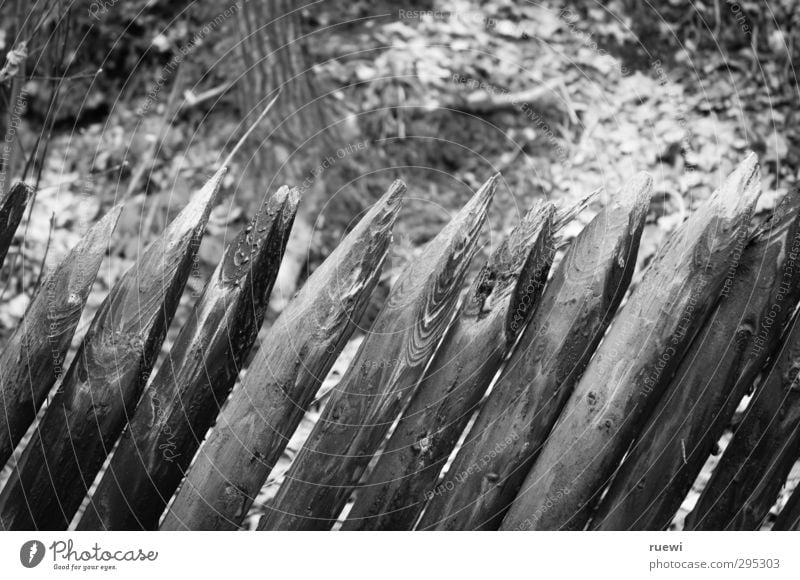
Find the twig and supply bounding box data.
[25,4,72,293]
[29,212,55,296]
[137,64,188,239]
[181,82,234,109]
[221,90,280,169]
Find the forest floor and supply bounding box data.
[1,0,798,529]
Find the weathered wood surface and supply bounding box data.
[0,182,30,270]
[0,168,225,530]
[773,481,800,530]
[76,187,299,530]
[684,310,800,530]
[258,177,496,531]
[342,201,558,530]
[0,204,123,466]
[160,181,405,531]
[500,155,761,531]
[419,173,652,530]
[591,194,800,530]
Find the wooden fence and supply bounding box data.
[1,153,800,531]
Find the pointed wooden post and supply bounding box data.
[76,187,299,530]
[500,155,761,531]
[160,181,405,531]
[773,481,800,530]
[591,194,800,530]
[0,182,30,270]
[257,178,496,531]
[0,168,224,530]
[418,173,651,530]
[0,204,123,466]
[685,308,800,530]
[342,201,558,530]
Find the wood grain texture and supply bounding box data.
[685,311,800,530]
[341,201,558,530]
[160,181,405,531]
[0,204,123,467]
[419,173,652,530]
[773,479,800,530]
[257,177,496,531]
[500,155,761,531]
[591,194,800,530]
[76,187,299,530]
[0,168,224,530]
[0,182,30,270]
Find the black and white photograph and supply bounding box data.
[0,0,799,577]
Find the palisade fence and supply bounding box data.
[1,151,800,531]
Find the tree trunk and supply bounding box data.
[235,0,365,307]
